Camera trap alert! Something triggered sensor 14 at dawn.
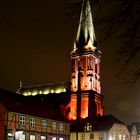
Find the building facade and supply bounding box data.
[70,115,130,140]
[0,89,70,140]
[128,122,140,140]
[65,0,104,121]
[16,0,104,122]
[6,112,69,140]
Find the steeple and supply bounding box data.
[76,0,96,50]
[66,0,104,121]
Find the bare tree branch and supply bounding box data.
[66,0,140,84]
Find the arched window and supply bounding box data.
[84,123,92,132]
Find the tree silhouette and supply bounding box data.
[66,0,140,85]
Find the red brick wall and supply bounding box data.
[0,103,7,140]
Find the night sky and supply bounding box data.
[0,0,140,124]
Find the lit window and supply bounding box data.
[115,134,118,140]
[84,123,92,131]
[30,118,35,127]
[30,135,35,140]
[15,131,25,140]
[99,132,104,140]
[123,135,125,140]
[80,133,85,139]
[59,138,64,140]
[8,133,13,137]
[52,137,56,140]
[59,123,64,133]
[119,134,121,140]
[41,136,46,140]
[19,116,25,126]
[52,122,57,132]
[42,120,47,128]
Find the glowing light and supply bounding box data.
[119,134,122,140]
[8,133,13,136]
[63,88,66,92]
[23,92,28,96]
[55,89,61,93]
[52,137,56,140]
[51,89,54,93]
[15,131,25,140]
[95,96,104,116]
[39,90,43,94]
[32,91,38,96]
[41,136,46,140]
[28,92,31,95]
[72,42,77,53]
[109,136,112,140]
[84,39,96,51]
[44,90,49,95]
[81,94,88,119]
[68,94,77,120]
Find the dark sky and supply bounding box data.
[0,0,140,124]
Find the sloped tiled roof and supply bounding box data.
[17,82,70,96]
[70,115,125,132]
[0,88,70,122]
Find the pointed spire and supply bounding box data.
[76,0,96,49]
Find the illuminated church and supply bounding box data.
[0,0,131,139]
[18,0,104,122]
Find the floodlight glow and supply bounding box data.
[63,88,66,92]
[23,92,28,96]
[44,90,49,95]
[28,92,31,95]
[55,89,61,93]
[32,91,38,96]
[39,90,43,94]
[51,89,54,93]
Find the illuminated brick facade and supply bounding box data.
[66,0,104,120]
[15,0,104,123]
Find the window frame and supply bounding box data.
[52,121,57,132]
[30,117,35,127]
[19,115,25,126]
[59,123,64,133]
[30,134,35,140]
[41,120,47,128]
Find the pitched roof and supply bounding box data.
[17,82,69,96]
[70,115,125,132]
[0,88,70,122]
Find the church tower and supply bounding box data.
[67,0,104,120]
